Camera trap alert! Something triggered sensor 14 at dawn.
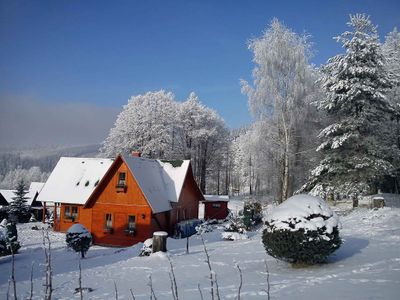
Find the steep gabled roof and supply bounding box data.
[29,182,45,195]
[122,155,193,213]
[37,157,113,205]
[0,190,12,206]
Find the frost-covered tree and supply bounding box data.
[382,27,400,192]
[231,125,271,196]
[101,90,177,158]
[9,180,31,223]
[241,19,321,202]
[176,93,229,193]
[303,14,395,197]
[101,90,229,194]
[0,166,49,189]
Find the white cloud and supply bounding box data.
[0,96,119,147]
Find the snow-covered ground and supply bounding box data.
[1,207,399,299]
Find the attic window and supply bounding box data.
[76,181,80,186]
[117,172,126,187]
[81,161,85,164]
[85,181,90,187]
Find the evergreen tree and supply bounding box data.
[302,14,394,197]
[10,179,31,223]
[66,224,92,258]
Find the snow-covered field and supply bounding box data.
[1,207,400,299]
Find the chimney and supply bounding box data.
[131,151,141,157]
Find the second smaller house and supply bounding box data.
[0,182,45,220]
[202,195,229,220]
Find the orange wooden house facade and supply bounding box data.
[38,154,203,247]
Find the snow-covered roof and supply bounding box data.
[123,156,191,213]
[0,190,14,205]
[37,157,113,205]
[204,195,230,202]
[29,182,45,195]
[0,182,45,206]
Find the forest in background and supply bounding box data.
[1,15,399,202]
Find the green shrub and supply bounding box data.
[243,200,263,230]
[66,224,92,258]
[262,194,341,265]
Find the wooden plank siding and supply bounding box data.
[87,156,160,246]
[204,201,228,220]
[169,165,200,229]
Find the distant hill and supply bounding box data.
[0,144,102,176]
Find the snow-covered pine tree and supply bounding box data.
[10,179,31,223]
[302,14,394,197]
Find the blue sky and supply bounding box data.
[0,0,399,146]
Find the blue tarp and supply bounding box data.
[175,219,202,238]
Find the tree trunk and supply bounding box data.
[152,231,168,253]
[280,113,290,203]
[200,141,208,194]
[249,155,253,195]
[217,168,220,195]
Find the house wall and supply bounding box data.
[204,201,228,220]
[57,204,92,232]
[89,159,155,247]
[169,170,201,230]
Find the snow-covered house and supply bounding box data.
[0,182,45,219]
[202,195,229,220]
[38,154,204,247]
[37,157,114,231]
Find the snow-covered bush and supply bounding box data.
[221,231,248,241]
[224,214,246,234]
[195,222,214,235]
[0,219,21,256]
[139,238,153,257]
[243,200,263,229]
[66,224,92,258]
[262,194,341,265]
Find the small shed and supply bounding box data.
[202,195,229,220]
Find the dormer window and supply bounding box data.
[117,172,126,187]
